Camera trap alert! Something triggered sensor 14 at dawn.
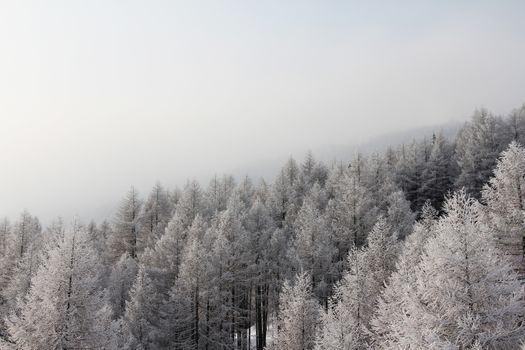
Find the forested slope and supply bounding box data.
[1,104,525,349]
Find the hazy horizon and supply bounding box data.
[1,1,524,224]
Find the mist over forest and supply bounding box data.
[2,105,525,349]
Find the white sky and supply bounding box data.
[1,0,524,223]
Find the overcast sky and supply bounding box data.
[1,0,524,224]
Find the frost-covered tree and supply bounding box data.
[395,140,430,211]
[1,211,42,317]
[291,194,336,307]
[164,234,208,349]
[176,180,207,229]
[206,174,236,215]
[271,272,319,350]
[296,152,328,206]
[0,219,10,258]
[108,186,142,261]
[244,197,276,350]
[205,194,253,349]
[122,214,191,348]
[364,217,399,291]
[145,212,188,282]
[385,190,415,240]
[482,141,525,271]
[455,109,510,198]
[388,192,525,348]
[372,201,438,348]
[316,217,398,350]
[123,265,160,349]
[419,132,455,210]
[140,182,172,251]
[269,158,300,228]
[508,104,525,145]
[326,163,377,258]
[108,253,138,318]
[315,248,369,350]
[6,224,114,349]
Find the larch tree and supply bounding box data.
[394,140,430,212]
[206,174,236,216]
[372,201,438,348]
[108,186,142,261]
[176,180,207,229]
[6,223,115,350]
[205,193,252,349]
[270,272,319,350]
[244,197,276,350]
[326,164,377,263]
[291,194,335,308]
[1,211,42,322]
[316,217,398,350]
[391,191,525,348]
[165,234,208,349]
[123,265,159,349]
[315,248,370,350]
[108,253,139,318]
[269,157,300,229]
[508,104,525,145]
[140,182,172,252]
[419,132,455,211]
[385,190,415,240]
[454,109,510,198]
[0,219,10,259]
[482,141,525,271]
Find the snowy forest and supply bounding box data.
[2,104,525,350]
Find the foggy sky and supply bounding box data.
[1,1,524,224]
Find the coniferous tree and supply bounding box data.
[389,192,525,348]
[455,109,511,198]
[108,187,142,261]
[291,193,336,307]
[419,132,455,211]
[372,201,438,348]
[140,182,172,252]
[326,162,377,259]
[316,217,398,350]
[270,272,319,350]
[7,224,115,349]
[482,141,525,271]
